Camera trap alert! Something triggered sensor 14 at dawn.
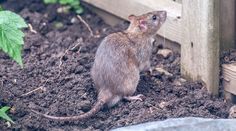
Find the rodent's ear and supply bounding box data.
[138,20,148,32]
[128,15,136,22]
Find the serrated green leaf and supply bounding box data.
[0,11,26,67]
[0,106,14,124]
[0,11,28,29]
[43,0,57,4]
[0,25,24,66]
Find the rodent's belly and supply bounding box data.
[139,61,150,71]
[137,47,152,71]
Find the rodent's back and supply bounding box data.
[91,32,139,92]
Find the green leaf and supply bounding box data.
[43,0,83,14]
[59,0,75,4]
[0,6,3,11]
[0,11,27,67]
[43,0,57,4]
[0,106,14,124]
[0,11,28,29]
[75,6,83,14]
[70,0,80,6]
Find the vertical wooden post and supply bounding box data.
[181,0,220,95]
[220,0,235,50]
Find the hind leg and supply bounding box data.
[107,96,122,108]
[121,70,143,101]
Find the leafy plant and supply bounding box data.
[43,0,83,14]
[0,10,27,67]
[0,106,14,124]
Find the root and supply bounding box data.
[146,102,161,111]
[77,15,94,37]
[58,38,83,70]
[20,86,46,97]
[28,23,37,34]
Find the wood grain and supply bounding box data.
[83,0,182,43]
[181,0,220,95]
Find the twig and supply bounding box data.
[20,86,46,97]
[146,102,160,111]
[58,38,83,69]
[80,92,87,99]
[69,42,82,52]
[56,39,83,81]
[28,23,37,34]
[77,15,94,37]
[149,107,153,114]
[58,49,69,69]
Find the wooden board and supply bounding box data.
[220,0,235,50]
[82,0,182,44]
[181,0,220,95]
[224,91,236,104]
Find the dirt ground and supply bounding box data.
[0,0,233,130]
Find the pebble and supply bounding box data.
[157,49,173,58]
[154,67,173,76]
[229,105,236,118]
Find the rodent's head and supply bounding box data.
[127,11,167,35]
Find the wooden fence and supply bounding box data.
[83,0,235,95]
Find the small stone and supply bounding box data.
[71,17,78,23]
[57,6,70,14]
[229,105,236,118]
[54,22,63,29]
[157,49,173,58]
[173,80,182,86]
[154,67,173,76]
[6,121,11,128]
[159,101,167,109]
[179,78,187,83]
[174,78,187,86]
[80,100,91,112]
[10,106,16,114]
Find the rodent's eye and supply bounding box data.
[152,15,157,20]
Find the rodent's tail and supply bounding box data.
[31,99,105,121]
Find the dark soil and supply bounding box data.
[221,49,236,64]
[0,0,233,130]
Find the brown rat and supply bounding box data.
[32,11,167,121]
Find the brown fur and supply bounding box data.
[32,11,167,121]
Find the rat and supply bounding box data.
[32,11,167,121]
